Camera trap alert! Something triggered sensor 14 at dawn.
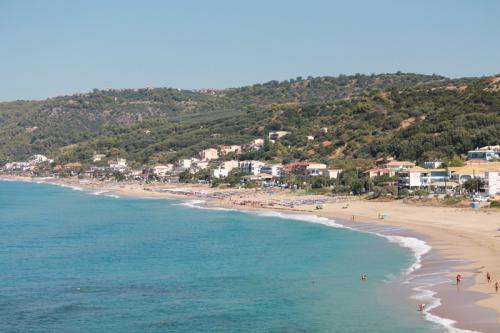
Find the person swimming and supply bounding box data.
[418,303,426,312]
[361,274,367,281]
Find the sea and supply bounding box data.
[0,180,457,332]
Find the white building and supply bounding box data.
[153,164,174,177]
[320,127,328,134]
[484,171,500,197]
[306,163,327,176]
[467,149,498,161]
[109,158,128,172]
[239,160,266,175]
[260,164,284,177]
[4,162,30,171]
[385,161,416,171]
[92,154,106,162]
[424,161,442,169]
[322,169,343,179]
[306,135,314,141]
[268,131,289,142]
[28,154,50,164]
[178,159,194,169]
[449,163,500,185]
[398,167,450,189]
[210,160,239,179]
[249,138,265,151]
[211,167,230,179]
[398,168,424,188]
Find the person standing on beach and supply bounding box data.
[495,282,499,293]
[456,274,462,286]
[487,272,491,283]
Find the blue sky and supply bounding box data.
[1,0,499,101]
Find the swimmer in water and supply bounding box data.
[361,274,367,281]
[418,304,426,312]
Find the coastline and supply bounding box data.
[2,175,499,332]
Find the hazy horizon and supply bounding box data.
[1,0,500,101]
[3,70,500,103]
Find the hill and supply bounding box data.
[0,73,498,166]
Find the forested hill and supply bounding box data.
[0,73,499,166]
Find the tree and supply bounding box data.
[113,171,125,182]
[334,169,367,195]
[311,176,327,189]
[178,170,193,183]
[447,155,465,167]
[398,188,410,198]
[463,178,484,193]
[413,189,429,198]
[225,170,241,187]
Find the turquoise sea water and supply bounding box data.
[0,181,442,332]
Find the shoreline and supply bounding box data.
[2,175,499,332]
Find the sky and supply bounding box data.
[1,0,499,101]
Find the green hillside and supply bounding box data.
[0,73,499,166]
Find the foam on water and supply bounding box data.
[340,230,477,333]
[1,177,39,183]
[175,199,238,211]
[254,210,479,333]
[412,285,480,333]
[0,178,84,191]
[179,198,479,333]
[38,180,85,192]
[370,235,481,332]
[90,190,108,196]
[0,178,15,182]
[89,190,120,198]
[0,178,123,199]
[378,235,431,274]
[177,200,349,228]
[0,181,484,333]
[249,210,348,229]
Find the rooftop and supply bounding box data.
[386,160,416,166]
[449,162,500,175]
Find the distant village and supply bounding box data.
[2,130,500,201]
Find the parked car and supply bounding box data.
[472,195,490,202]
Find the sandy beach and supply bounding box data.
[2,174,500,332]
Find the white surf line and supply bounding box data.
[180,198,481,333]
[0,181,484,333]
[0,177,123,197]
[174,199,238,212]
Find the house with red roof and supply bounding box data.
[63,162,82,168]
